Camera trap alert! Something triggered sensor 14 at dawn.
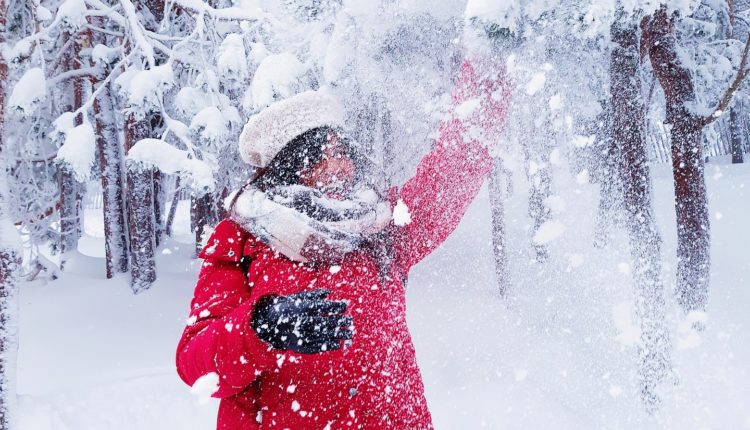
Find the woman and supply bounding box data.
[176,59,509,429]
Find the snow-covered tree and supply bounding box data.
[0,1,21,426]
[642,3,750,313]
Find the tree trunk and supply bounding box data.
[729,106,744,163]
[642,7,710,313]
[192,192,215,256]
[58,168,80,257]
[59,32,85,262]
[488,158,509,295]
[165,176,180,237]
[0,2,21,426]
[0,246,18,430]
[728,0,746,164]
[611,15,671,413]
[125,114,157,293]
[91,19,129,278]
[523,141,552,262]
[93,78,129,277]
[153,170,164,248]
[592,107,626,248]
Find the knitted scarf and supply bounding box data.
[230,184,392,264]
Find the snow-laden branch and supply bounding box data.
[120,0,156,67]
[84,0,127,27]
[703,34,750,126]
[72,50,135,117]
[172,0,263,21]
[16,0,126,58]
[47,67,98,86]
[127,138,214,192]
[157,97,198,160]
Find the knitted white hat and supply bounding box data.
[238,89,345,167]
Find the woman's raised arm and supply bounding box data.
[392,59,511,270]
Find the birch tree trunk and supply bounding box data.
[611,15,671,412]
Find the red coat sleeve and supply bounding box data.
[393,59,511,270]
[175,220,275,399]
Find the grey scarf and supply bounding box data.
[230,184,392,264]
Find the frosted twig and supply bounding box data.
[84,23,125,37]
[47,67,98,86]
[172,0,261,21]
[157,96,198,159]
[120,0,156,67]
[703,35,750,126]
[84,0,127,27]
[72,50,135,117]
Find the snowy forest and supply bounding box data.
[0,0,749,428]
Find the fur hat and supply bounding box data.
[238,89,345,167]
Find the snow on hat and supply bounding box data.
[238,89,345,167]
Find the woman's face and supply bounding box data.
[299,132,356,196]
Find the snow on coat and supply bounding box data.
[176,60,510,430]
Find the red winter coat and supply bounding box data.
[176,60,510,430]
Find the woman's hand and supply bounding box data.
[251,289,353,354]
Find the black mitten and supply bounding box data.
[251,289,353,354]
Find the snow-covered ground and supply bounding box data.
[16,159,750,429]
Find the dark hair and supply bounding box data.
[253,127,331,191]
[230,126,366,209]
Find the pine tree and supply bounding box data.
[0,1,21,425]
[641,6,750,312]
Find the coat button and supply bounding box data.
[349,388,358,397]
[227,250,235,257]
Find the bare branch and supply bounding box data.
[703,35,750,126]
